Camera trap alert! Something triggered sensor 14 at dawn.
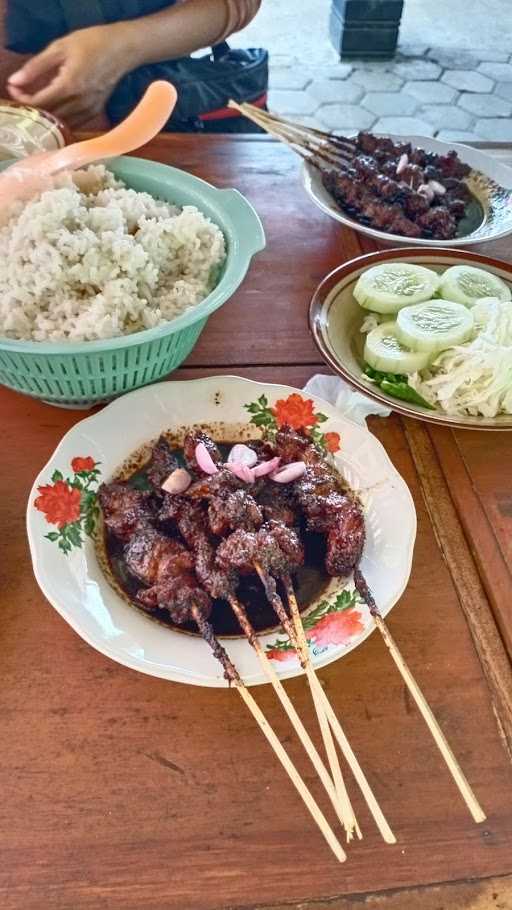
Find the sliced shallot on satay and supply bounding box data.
[353,568,486,824]
[183,431,222,473]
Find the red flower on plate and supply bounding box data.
[323,432,341,453]
[308,609,364,647]
[267,647,298,663]
[35,481,81,528]
[273,394,317,431]
[71,456,95,473]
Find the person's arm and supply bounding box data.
[7,0,261,125]
[123,0,261,66]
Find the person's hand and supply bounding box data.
[7,24,134,127]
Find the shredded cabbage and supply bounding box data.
[360,312,383,334]
[408,297,512,417]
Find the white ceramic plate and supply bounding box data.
[302,134,512,247]
[27,376,416,687]
[309,247,512,431]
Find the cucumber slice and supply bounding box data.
[439,265,511,307]
[354,262,440,314]
[396,299,474,354]
[364,322,432,374]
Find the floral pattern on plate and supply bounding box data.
[266,589,365,665]
[34,456,101,554]
[245,391,341,453]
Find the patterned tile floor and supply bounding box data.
[230,1,512,141]
[265,48,512,141]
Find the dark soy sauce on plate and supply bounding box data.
[105,442,330,637]
[456,196,485,237]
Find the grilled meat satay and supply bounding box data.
[256,483,298,527]
[124,526,211,622]
[99,482,154,542]
[323,501,365,577]
[323,132,469,241]
[137,576,211,624]
[270,426,365,577]
[146,436,179,491]
[125,527,194,585]
[270,426,323,466]
[216,521,304,578]
[182,458,264,536]
[186,468,245,500]
[295,467,365,577]
[208,489,263,536]
[159,493,237,599]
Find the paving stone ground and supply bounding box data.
[229,0,512,142]
[264,46,512,141]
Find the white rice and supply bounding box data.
[0,165,226,342]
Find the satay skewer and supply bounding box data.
[227,101,355,169]
[190,603,347,863]
[254,562,395,845]
[227,593,359,841]
[353,569,486,824]
[282,574,396,844]
[244,569,361,841]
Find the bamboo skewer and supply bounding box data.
[252,568,361,840]
[190,604,347,863]
[251,565,358,839]
[240,104,358,153]
[228,101,354,170]
[282,575,396,845]
[280,581,362,841]
[227,593,358,841]
[353,569,486,824]
[254,562,395,844]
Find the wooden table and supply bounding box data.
[2,135,512,910]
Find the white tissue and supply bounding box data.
[303,374,391,427]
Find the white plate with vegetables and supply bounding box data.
[309,248,512,430]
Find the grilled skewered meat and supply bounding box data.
[216,521,304,578]
[99,482,154,542]
[295,467,364,577]
[100,425,367,653]
[160,493,237,599]
[208,490,264,536]
[322,131,472,241]
[270,426,365,578]
[137,578,211,623]
[272,426,322,466]
[256,483,298,527]
[146,436,179,491]
[186,468,245,500]
[324,501,365,577]
[125,527,194,585]
[124,527,211,622]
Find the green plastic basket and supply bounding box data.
[0,156,265,407]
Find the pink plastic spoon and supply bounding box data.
[0,81,177,215]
